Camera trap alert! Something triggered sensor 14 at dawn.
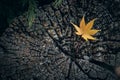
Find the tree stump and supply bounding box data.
[0,0,120,80]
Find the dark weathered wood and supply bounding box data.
[0,0,120,80]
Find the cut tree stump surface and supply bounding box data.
[0,0,120,80]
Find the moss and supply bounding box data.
[27,0,37,27]
[53,0,63,7]
[0,0,63,28]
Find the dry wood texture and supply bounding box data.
[0,0,120,80]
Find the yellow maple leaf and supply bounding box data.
[71,16,100,41]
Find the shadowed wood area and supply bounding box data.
[0,0,120,80]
